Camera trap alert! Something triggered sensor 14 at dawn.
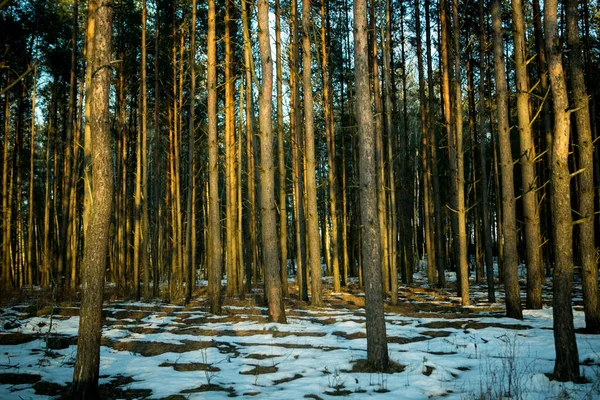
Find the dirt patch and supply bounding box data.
[46,335,77,350]
[233,341,343,352]
[344,359,405,374]
[159,362,220,372]
[423,365,435,376]
[111,339,214,356]
[273,373,303,385]
[324,388,353,396]
[181,383,235,395]
[0,332,39,345]
[332,331,365,340]
[171,327,326,339]
[36,306,80,317]
[33,380,65,396]
[421,330,453,338]
[417,320,532,330]
[0,373,41,385]
[240,365,278,375]
[246,353,279,360]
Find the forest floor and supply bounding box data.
[0,272,599,399]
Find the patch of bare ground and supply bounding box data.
[111,339,214,356]
[417,320,532,330]
[233,341,343,351]
[0,332,39,345]
[273,373,303,385]
[344,359,405,374]
[0,373,41,385]
[159,362,220,372]
[423,365,435,376]
[104,310,154,321]
[246,353,278,360]
[324,388,353,396]
[170,327,327,338]
[181,383,236,396]
[240,364,278,375]
[304,394,324,400]
[421,330,453,338]
[36,306,80,318]
[33,380,65,396]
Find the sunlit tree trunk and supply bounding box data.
[381,0,397,300]
[545,0,579,381]
[289,0,308,302]
[186,0,197,303]
[492,0,522,319]
[208,0,222,314]
[71,0,113,395]
[242,0,258,290]
[27,63,37,292]
[258,0,287,323]
[275,0,288,297]
[302,0,323,306]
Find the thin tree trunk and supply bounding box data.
[383,0,398,302]
[275,0,288,297]
[302,0,323,306]
[27,63,37,293]
[512,0,542,310]
[492,0,522,319]
[289,0,308,302]
[186,0,197,303]
[451,0,469,305]
[566,0,600,333]
[208,0,222,314]
[426,0,445,287]
[478,0,495,302]
[415,0,436,285]
[354,0,389,371]
[320,0,341,293]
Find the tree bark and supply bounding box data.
[71,0,113,396]
[512,0,543,310]
[491,0,522,319]
[208,0,222,314]
[302,0,323,306]
[566,0,600,333]
[545,0,580,381]
[354,0,389,371]
[258,0,287,323]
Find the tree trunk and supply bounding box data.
[71,0,113,396]
[545,0,579,381]
[302,0,323,306]
[478,0,495,303]
[320,0,341,294]
[208,0,222,314]
[186,0,198,303]
[27,63,37,293]
[512,0,543,310]
[566,0,600,334]
[426,0,446,288]
[353,0,389,371]
[258,0,287,323]
[275,0,288,297]
[491,0,522,319]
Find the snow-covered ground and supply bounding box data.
[0,279,599,399]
